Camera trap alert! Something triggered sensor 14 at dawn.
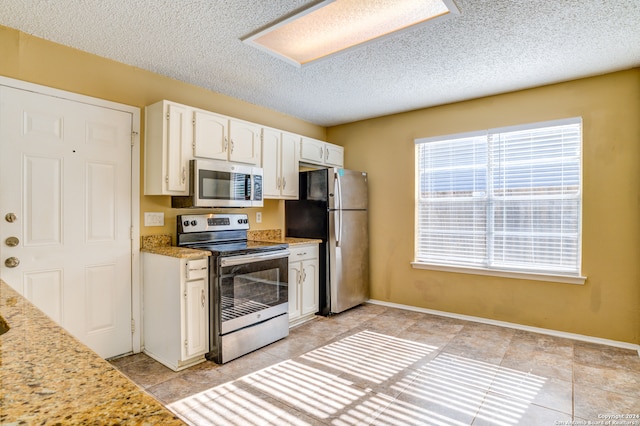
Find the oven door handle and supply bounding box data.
[219,250,290,267]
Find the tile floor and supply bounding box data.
[110,304,640,425]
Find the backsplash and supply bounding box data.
[141,235,172,249]
[247,229,281,241]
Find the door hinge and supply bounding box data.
[131,319,135,333]
[131,131,138,147]
[130,226,134,240]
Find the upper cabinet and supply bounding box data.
[193,111,261,166]
[262,128,299,199]
[145,99,344,197]
[193,110,227,160]
[144,100,193,196]
[228,119,261,165]
[300,137,344,167]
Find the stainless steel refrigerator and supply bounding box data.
[285,168,369,315]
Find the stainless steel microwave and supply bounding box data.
[171,159,263,208]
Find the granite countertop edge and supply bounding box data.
[0,279,185,425]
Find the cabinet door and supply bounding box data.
[229,119,261,165]
[288,262,301,320]
[166,103,192,193]
[324,143,344,167]
[193,110,228,160]
[300,261,319,316]
[280,132,300,199]
[261,127,281,198]
[183,277,208,359]
[300,137,325,164]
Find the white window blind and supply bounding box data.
[415,118,582,276]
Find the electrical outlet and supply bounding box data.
[144,212,165,227]
[256,212,262,223]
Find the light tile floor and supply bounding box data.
[111,304,640,425]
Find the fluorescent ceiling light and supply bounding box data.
[242,0,460,67]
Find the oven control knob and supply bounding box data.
[190,220,198,226]
[237,219,243,224]
[183,220,190,227]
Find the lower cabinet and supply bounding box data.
[288,243,319,326]
[142,253,209,371]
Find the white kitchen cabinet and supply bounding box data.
[324,143,345,167]
[229,118,262,165]
[192,112,261,166]
[144,100,193,195]
[299,136,344,167]
[143,253,209,371]
[193,109,228,160]
[262,127,300,199]
[288,243,319,326]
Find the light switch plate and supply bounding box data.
[144,212,165,227]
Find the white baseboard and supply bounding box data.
[367,299,640,357]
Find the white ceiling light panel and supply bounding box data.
[243,0,461,67]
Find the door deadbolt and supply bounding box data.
[4,257,20,268]
[5,213,17,223]
[5,237,19,247]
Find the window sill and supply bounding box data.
[411,262,587,285]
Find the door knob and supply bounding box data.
[5,237,19,247]
[5,213,17,223]
[4,257,20,268]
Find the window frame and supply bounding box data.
[412,118,586,285]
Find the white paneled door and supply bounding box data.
[0,86,134,359]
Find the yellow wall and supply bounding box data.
[0,26,323,238]
[328,69,640,344]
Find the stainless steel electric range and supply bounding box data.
[177,213,289,364]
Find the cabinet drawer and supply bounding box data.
[288,244,319,262]
[186,258,208,280]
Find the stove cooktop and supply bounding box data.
[176,213,288,256]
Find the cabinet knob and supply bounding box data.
[5,213,17,223]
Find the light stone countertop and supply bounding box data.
[141,245,212,259]
[0,279,185,425]
[248,229,322,246]
[139,232,320,259]
[277,237,323,246]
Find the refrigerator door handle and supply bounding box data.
[335,172,343,246]
[334,171,342,211]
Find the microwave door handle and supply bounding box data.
[246,174,252,200]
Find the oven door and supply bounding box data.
[216,250,289,335]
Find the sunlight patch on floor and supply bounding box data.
[168,330,547,426]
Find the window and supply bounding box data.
[414,118,582,279]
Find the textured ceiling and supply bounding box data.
[1,1,639,126]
